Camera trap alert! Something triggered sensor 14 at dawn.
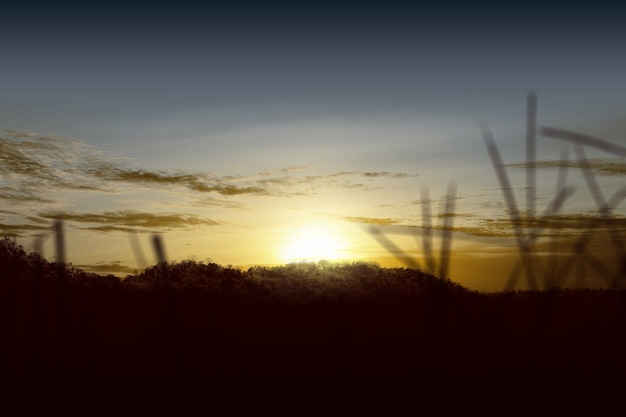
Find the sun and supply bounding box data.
[280,223,351,263]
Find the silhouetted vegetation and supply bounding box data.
[2,236,626,379]
[3,94,626,383]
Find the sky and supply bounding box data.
[1,3,626,291]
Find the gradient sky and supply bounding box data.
[2,4,626,291]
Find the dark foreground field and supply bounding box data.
[2,238,626,380]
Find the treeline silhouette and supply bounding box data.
[2,236,626,378]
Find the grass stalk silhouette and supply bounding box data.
[438,181,457,281]
[129,231,148,272]
[540,127,626,288]
[545,147,571,286]
[479,92,626,291]
[420,187,436,275]
[367,181,458,279]
[367,181,467,349]
[526,91,537,220]
[481,117,538,290]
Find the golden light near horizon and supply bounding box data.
[279,223,352,264]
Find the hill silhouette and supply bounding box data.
[2,236,626,379]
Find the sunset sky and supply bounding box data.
[1,4,626,291]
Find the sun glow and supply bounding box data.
[280,224,351,263]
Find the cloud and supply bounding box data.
[0,186,54,203]
[506,158,626,176]
[0,132,109,203]
[84,162,267,196]
[255,173,361,196]
[448,225,515,238]
[362,171,418,178]
[433,212,475,219]
[0,222,52,237]
[371,223,516,239]
[342,216,397,225]
[258,166,312,175]
[2,131,422,207]
[74,261,136,275]
[356,210,626,240]
[1,131,270,206]
[478,213,626,239]
[254,169,418,196]
[0,139,54,179]
[36,210,220,232]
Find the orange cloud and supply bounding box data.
[342,216,397,225]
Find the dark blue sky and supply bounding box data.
[3,4,624,113]
[2,2,625,163]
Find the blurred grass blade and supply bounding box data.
[129,231,148,271]
[573,145,607,211]
[368,225,421,270]
[481,120,537,290]
[152,233,167,264]
[53,219,65,264]
[438,181,457,280]
[526,92,537,220]
[555,146,571,197]
[541,127,626,157]
[420,186,436,275]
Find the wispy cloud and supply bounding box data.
[362,171,418,178]
[507,158,626,176]
[258,166,312,175]
[36,210,219,232]
[0,222,52,237]
[85,163,268,196]
[0,186,54,203]
[355,210,626,240]
[2,131,422,207]
[480,212,626,233]
[254,170,417,196]
[74,261,136,275]
[342,216,398,225]
[0,131,106,194]
[366,223,516,239]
